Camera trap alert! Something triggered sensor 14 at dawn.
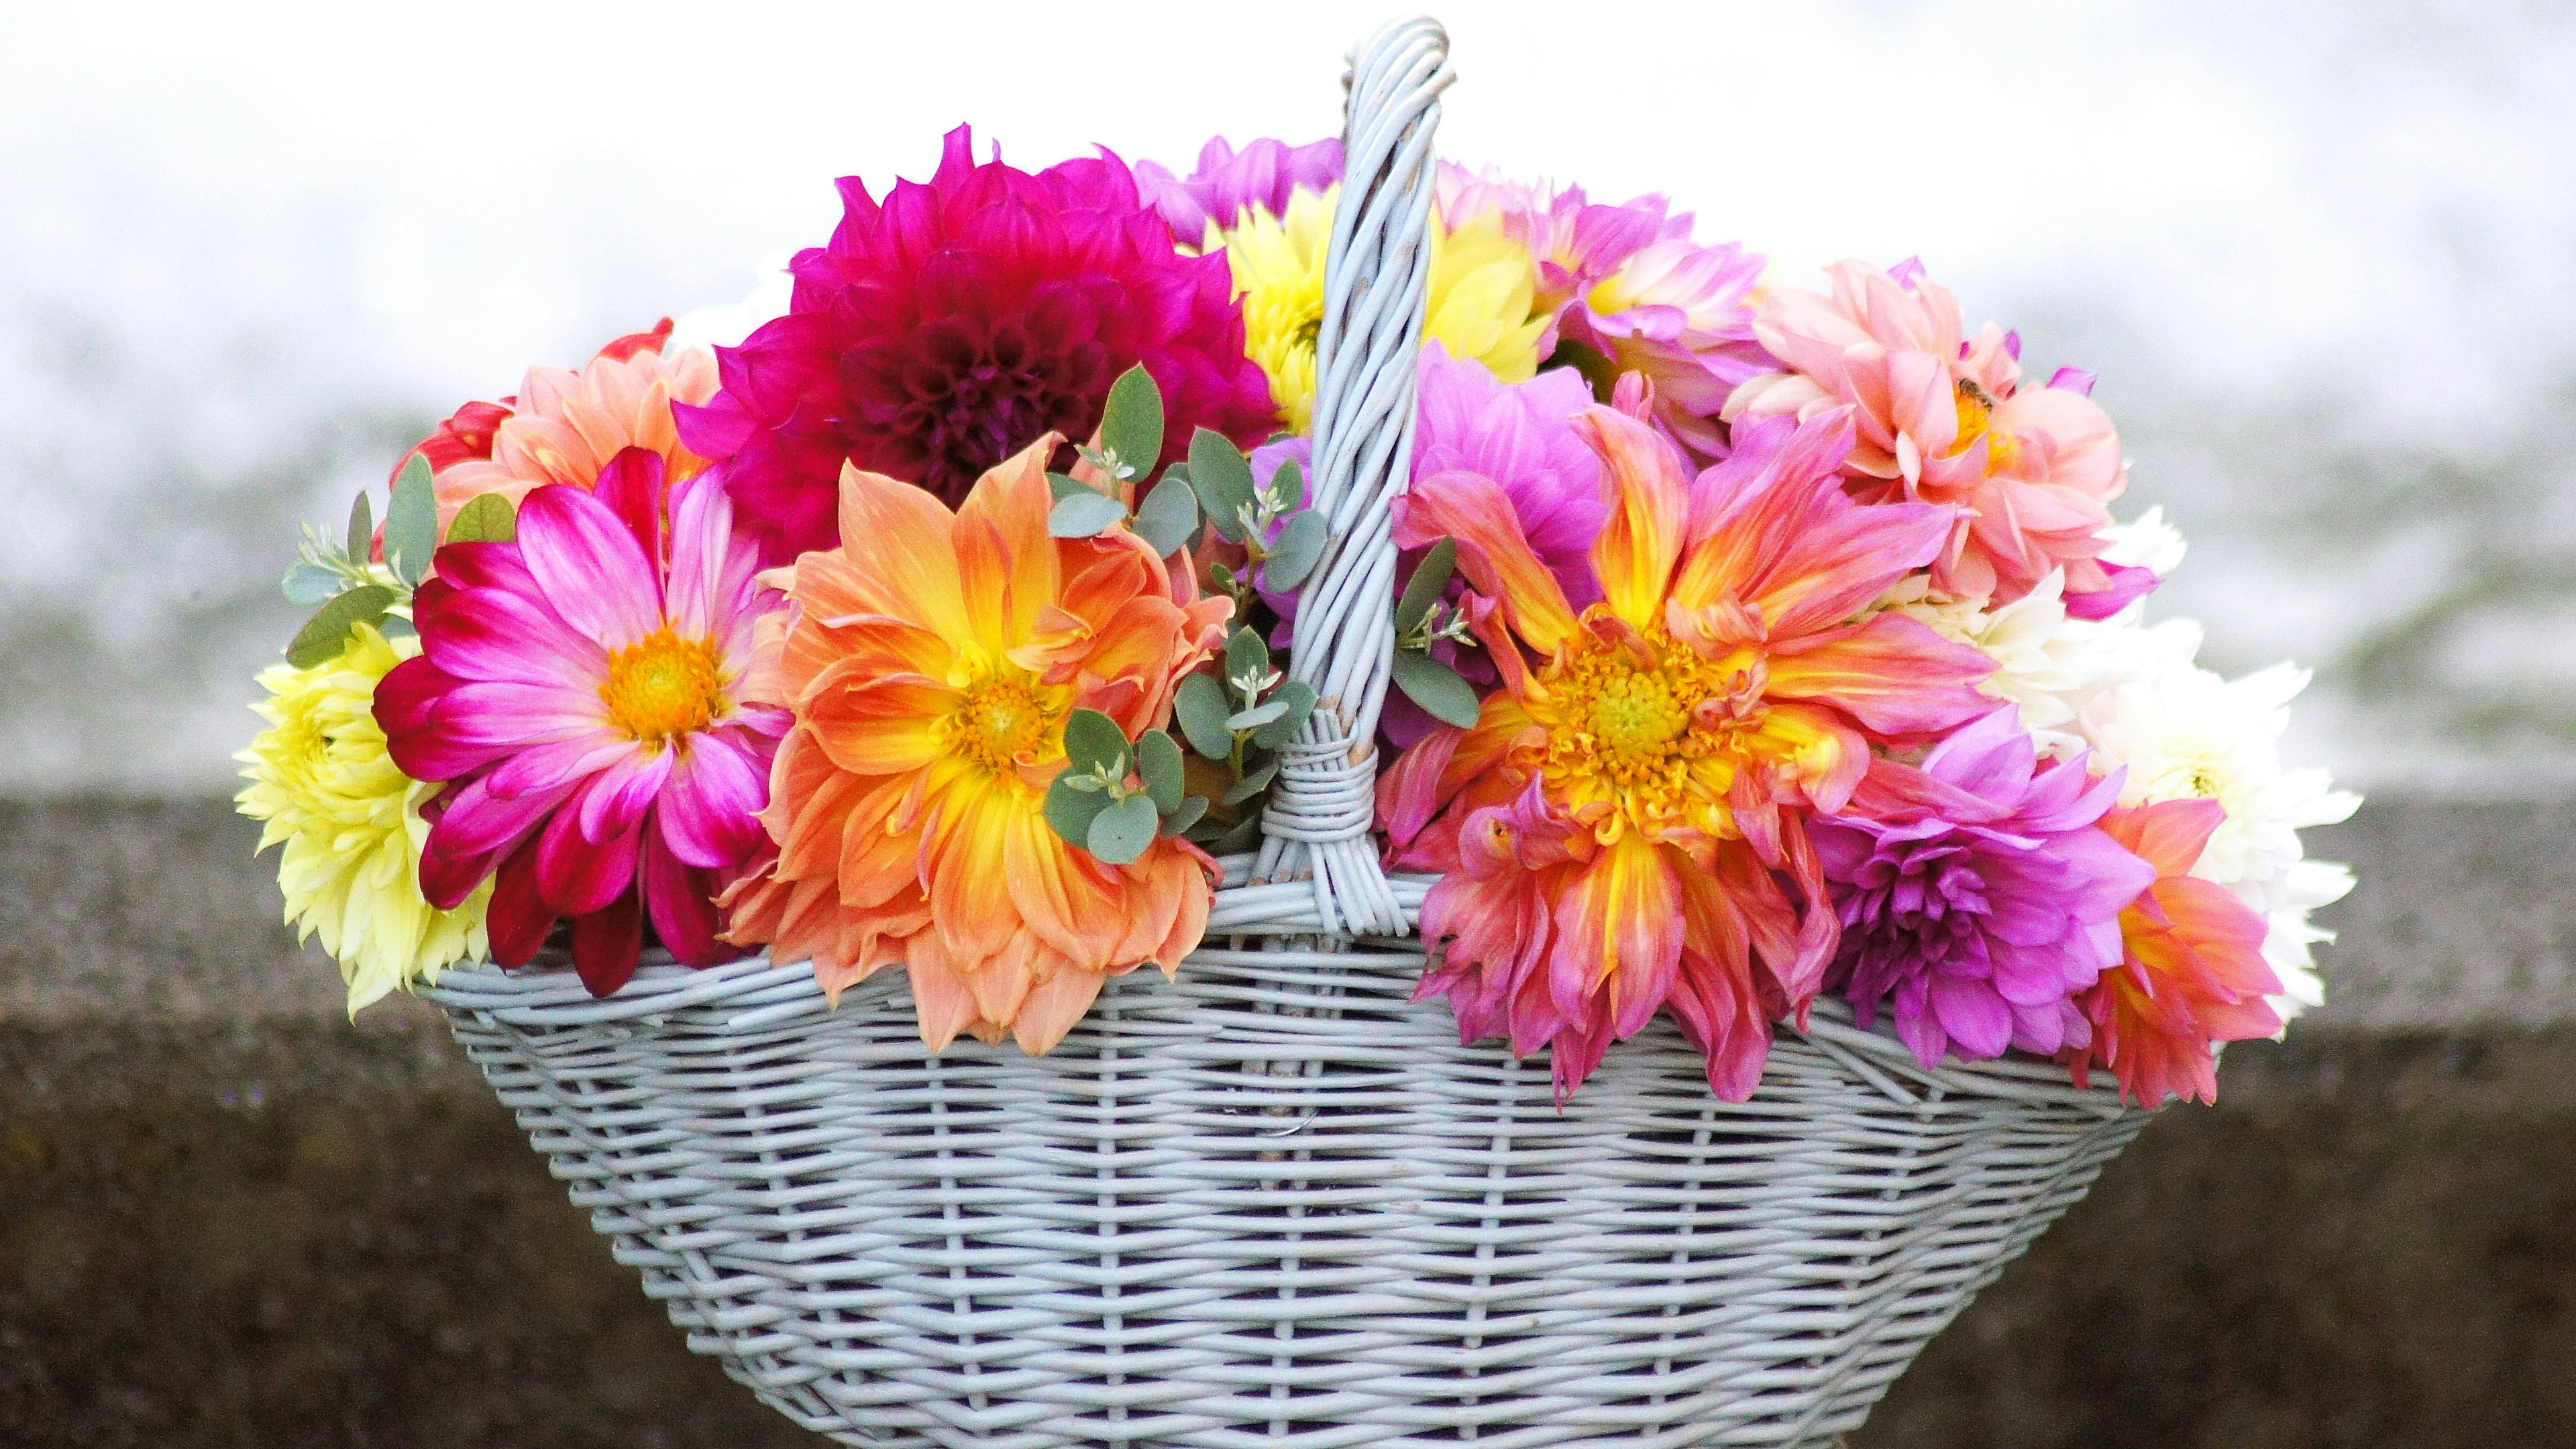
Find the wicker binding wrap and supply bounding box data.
[423,17,2153,1447]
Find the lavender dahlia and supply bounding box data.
[1815,708,2155,1069]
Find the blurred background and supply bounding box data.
[6,0,2573,794]
[7,4,2576,1448]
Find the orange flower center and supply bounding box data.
[948,670,1066,773]
[1527,619,1750,839]
[600,628,725,747]
[1950,378,2021,475]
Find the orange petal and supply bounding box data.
[1570,407,1689,630]
[1011,960,1107,1055]
[1546,829,1684,1038]
[829,465,971,645]
[1403,468,1580,656]
[956,435,1063,645]
[903,934,983,1053]
[802,669,959,777]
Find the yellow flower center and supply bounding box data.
[1527,620,1754,841]
[951,672,1063,772]
[1951,378,2022,475]
[600,628,725,747]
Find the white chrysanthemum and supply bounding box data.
[2075,652,2359,1022]
[1885,569,2190,760]
[2100,504,2187,576]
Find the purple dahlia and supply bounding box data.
[1816,708,2157,1070]
[679,125,1278,562]
[1134,134,1344,241]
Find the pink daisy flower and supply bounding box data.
[376,448,788,995]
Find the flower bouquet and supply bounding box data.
[237,17,2353,1448]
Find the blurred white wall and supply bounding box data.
[4,0,2572,792]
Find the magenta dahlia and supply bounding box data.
[678,125,1278,562]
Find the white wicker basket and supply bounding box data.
[422,17,2153,1447]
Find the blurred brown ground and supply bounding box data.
[3,797,2570,1448]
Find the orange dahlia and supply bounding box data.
[724,436,1232,1053]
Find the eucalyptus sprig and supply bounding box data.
[1169,625,1320,855]
[1040,709,1207,864]
[277,455,517,669]
[1387,537,1484,728]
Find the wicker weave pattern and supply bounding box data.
[422,16,2155,1445]
[437,925,2142,1448]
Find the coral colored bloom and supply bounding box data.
[722,437,1231,1054]
[375,449,788,996]
[1219,185,1549,435]
[426,327,717,533]
[2067,798,2284,1105]
[237,623,490,1014]
[1137,135,1343,243]
[1725,259,2129,606]
[678,125,1275,562]
[1815,709,2154,1070]
[1379,407,1995,1098]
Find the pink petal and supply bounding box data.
[641,829,735,968]
[657,733,768,869]
[571,887,643,996]
[416,574,607,686]
[577,744,674,845]
[536,789,643,916]
[516,483,665,649]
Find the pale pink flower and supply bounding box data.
[1724,259,2130,607]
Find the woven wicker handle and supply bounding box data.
[1250,15,1453,938]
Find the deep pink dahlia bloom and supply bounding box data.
[678,125,1278,563]
[1136,135,1344,241]
[376,448,788,996]
[1815,709,2156,1070]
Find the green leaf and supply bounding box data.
[1260,508,1328,592]
[1173,672,1234,759]
[281,563,341,606]
[1395,537,1458,634]
[1187,427,1258,541]
[1132,475,1200,557]
[385,454,438,584]
[1250,680,1318,750]
[1061,708,1130,775]
[285,585,397,669]
[1048,471,1092,501]
[1391,648,1484,729]
[1086,794,1161,865]
[1137,729,1185,812]
[1206,812,1267,855]
[1226,700,1288,731]
[376,614,417,641]
[1263,456,1305,511]
[1099,364,1165,481]
[344,489,374,565]
[1043,773,1114,849]
[447,491,517,545]
[1222,759,1279,806]
[1048,490,1129,539]
[1158,796,1210,838]
[1224,625,1269,691]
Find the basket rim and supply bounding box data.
[417,936,2148,1118]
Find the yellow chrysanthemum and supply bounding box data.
[235,623,489,1015]
[1216,185,1548,433]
